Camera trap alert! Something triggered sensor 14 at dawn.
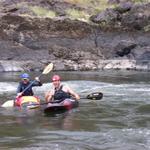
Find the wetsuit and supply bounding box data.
[53,85,71,102]
[17,80,42,96]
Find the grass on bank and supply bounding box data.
[65,0,149,4]
[65,0,115,12]
[16,2,56,18]
[16,0,149,21]
[66,9,90,21]
[65,0,149,13]
[65,0,116,22]
[30,6,56,18]
[65,0,149,22]
[144,24,150,32]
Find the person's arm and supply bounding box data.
[65,85,80,100]
[16,83,23,98]
[45,90,54,102]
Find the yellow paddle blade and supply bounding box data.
[42,63,53,75]
[1,100,14,107]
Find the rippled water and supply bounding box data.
[0,70,150,150]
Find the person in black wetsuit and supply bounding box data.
[45,75,80,103]
[16,73,42,97]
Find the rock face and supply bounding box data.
[0,1,149,72]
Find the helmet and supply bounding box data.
[20,73,30,79]
[52,75,61,81]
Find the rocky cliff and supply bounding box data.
[0,0,149,72]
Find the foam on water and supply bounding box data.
[0,82,17,94]
[1,80,150,102]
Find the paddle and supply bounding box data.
[85,92,103,100]
[1,63,54,107]
[23,92,104,107]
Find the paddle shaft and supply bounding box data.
[26,92,103,107]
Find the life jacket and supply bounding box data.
[18,81,34,96]
[53,85,71,101]
[17,80,42,96]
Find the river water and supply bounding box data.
[0,70,150,150]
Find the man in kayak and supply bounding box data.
[16,73,42,97]
[45,75,80,103]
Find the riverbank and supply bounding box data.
[0,0,149,72]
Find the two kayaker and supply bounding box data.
[16,73,80,103]
[45,75,80,103]
[16,73,42,98]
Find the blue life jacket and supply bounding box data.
[17,80,42,96]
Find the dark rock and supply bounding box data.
[115,2,133,13]
[115,41,137,57]
[90,8,120,24]
[107,0,120,4]
[91,3,150,31]
[121,3,150,30]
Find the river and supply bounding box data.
[0,70,150,150]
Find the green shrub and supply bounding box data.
[144,25,150,32]
[30,6,56,18]
[66,8,90,21]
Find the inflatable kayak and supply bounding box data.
[15,96,40,109]
[44,98,79,114]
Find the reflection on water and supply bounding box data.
[0,70,150,150]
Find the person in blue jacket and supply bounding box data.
[16,73,42,97]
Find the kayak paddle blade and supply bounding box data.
[86,92,103,100]
[1,100,14,107]
[42,63,53,75]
